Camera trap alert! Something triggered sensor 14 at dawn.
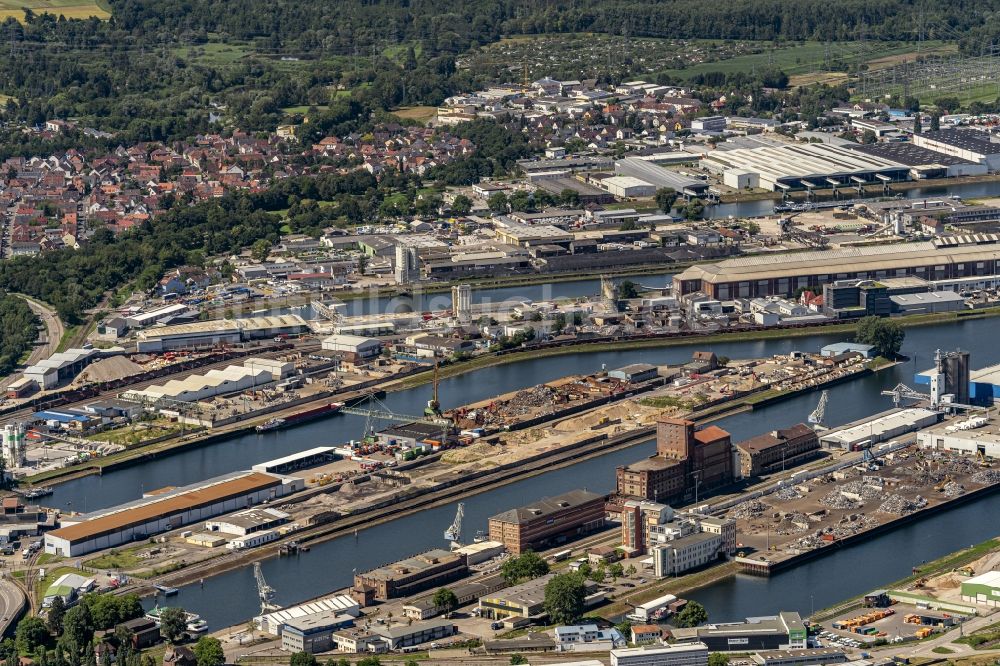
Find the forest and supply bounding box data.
[0,0,996,145]
[0,292,39,377]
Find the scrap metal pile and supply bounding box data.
[877,493,928,516]
[789,513,879,550]
[730,499,770,520]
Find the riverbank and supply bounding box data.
[27,306,996,487]
[811,536,1000,622]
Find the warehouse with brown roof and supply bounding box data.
[44,470,303,557]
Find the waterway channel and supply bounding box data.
[260,179,1000,320]
[77,317,997,629]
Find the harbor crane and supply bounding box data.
[808,390,829,425]
[340,391,452,442]
[254,562,279,614]
[881,383,930,407]
[444,502,464,544]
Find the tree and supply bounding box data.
[559,188,581,207]
[543,573,586,625]
[709,653,730,666]
[615,620,632,637]
[357,657,381,666]
[47,595,66,635]
[854,316,905,357]
[357,254,369,276]
[655,187,678,214]
[625,564,637,577]
[913,114,922,135]
[158,607,188,643]
[616,280,640,300]
[674,601,709,628]
[552,312,567,332]
[608,562,624,580]
[930,113,940,132]
[290,653,318,666]
[61,604,94,657]
[15,616,49,655]
[433,587,459,615]
[501,551,550,585]
[450,194,472,216]
[487,192,509,213]
[194,636,225,666]
[510,655,528,665]
[251,239,271,262]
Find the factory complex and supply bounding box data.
[135,314,310,353]
[44,470,303,556]
[673,238,1000,299]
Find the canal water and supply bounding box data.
[252,179,1000,321]
[91,317,1000,628]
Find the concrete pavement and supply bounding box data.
[0,576,26,638]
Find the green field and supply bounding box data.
[0,0,109,20]
[660,40,951,81]
[172,41,253,66]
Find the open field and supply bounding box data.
[172,41,252,66]
[661,40,950,81]
[393,105,438,123]
[0,0,109,20]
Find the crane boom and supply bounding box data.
[808,390,829,425]
[444,502,464,543]
[254,562,279,613]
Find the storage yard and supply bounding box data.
[731,445,1000,574]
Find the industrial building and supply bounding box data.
[672,238,1000,299]
[23,348,112,390]
[912,129,1000,169]
[961,571,1000,608]
[735,424,820,478]
[611,642,709,666]
[280,611,357,654]
[819,408,941,450]
[331,619,457,652]
[620,501,736,576]
[1,423,27,468]
[751,648,847,666]
[616,418,733,503]
[478,574,600,620]
[702,143,909,192]
[488,490,606,554]
[136,315,308,352]
[890,291,966,314]
[252,447,340,475]
[846,142,987,178]
[913,349,974,404]
[916,415,1000,460]
[44,470,302,556]
[614,158,710,196]
[353,549,468,600]
[602,176,656,198]
[533,175,616,204]
[321,334,383,362]
[204,507,289,536]
[673,613,807,651]
[127,358,289,403]
[254,594,361,636]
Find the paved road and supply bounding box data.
[0,576,26,638]
[0,295,63,391]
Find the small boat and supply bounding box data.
[153,584,179,596]
[256,417,287,432]
[147,606,207,633]
[22,487,53,499]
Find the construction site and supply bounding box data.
[731,443,1000,575]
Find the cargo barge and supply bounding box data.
[256,402,344,432]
